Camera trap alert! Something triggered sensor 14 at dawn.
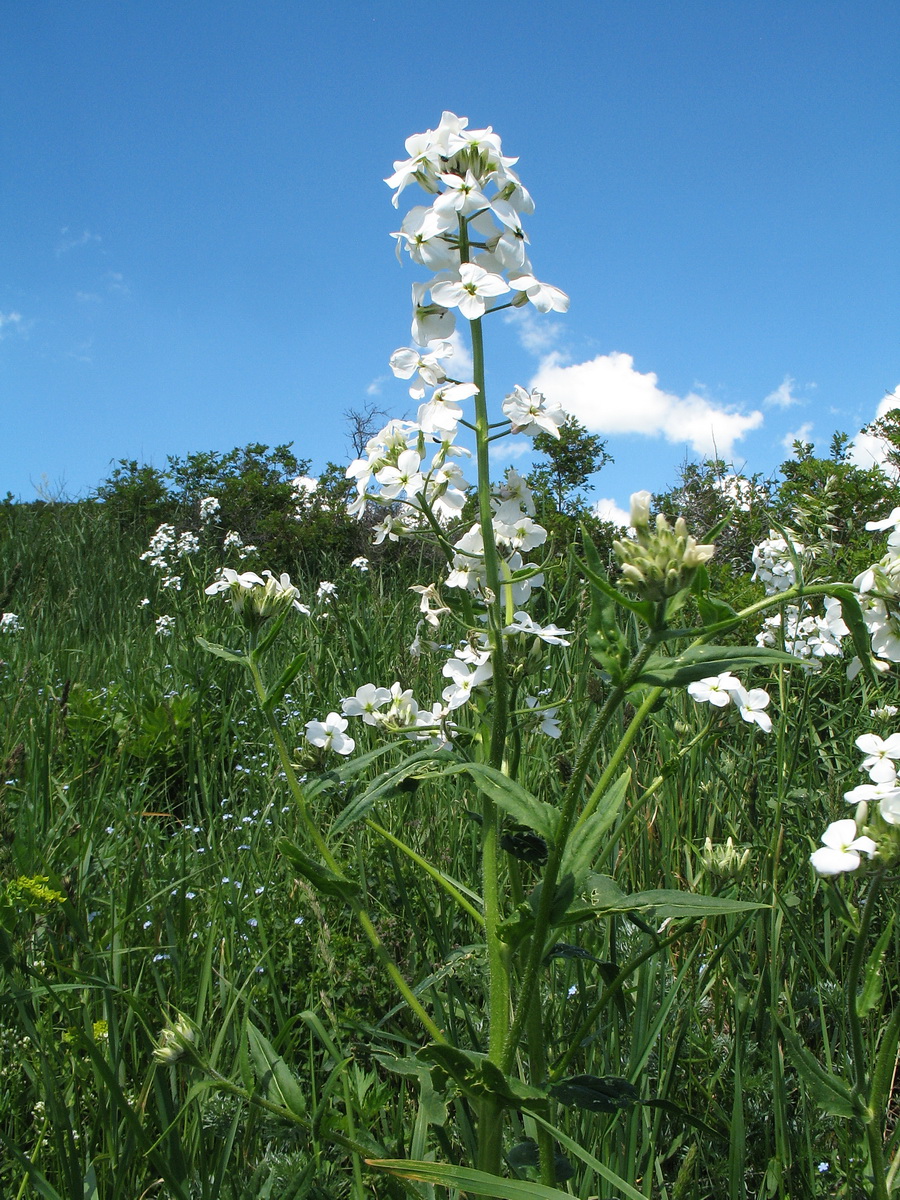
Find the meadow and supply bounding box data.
[2,112,900,1200]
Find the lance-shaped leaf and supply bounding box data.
[583,873,764,919]
[830,585,879,685]
[195,636,248,665]
[261,651,307,713]
[635,643,799,688]
[561,770,631,886]
[442,762,559,842]
[276,838,360,903]
[417,1043,547,1111]
[246,1022,307,1118]
[365,1160,577,1199]
[779,1022,862,1118]
[551,1074,640,1113]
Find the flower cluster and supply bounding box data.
[613,491,715,603]
[751,532,808,594]
[0,612,21,634]
[199,496,220,524]
[687,671,772,732]
[811,731,900,875]
[139,523,202,590]
[848,507,900,672]
[755,599,847,671]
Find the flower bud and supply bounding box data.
[629,491,652,529]
[153,1013,197,1065]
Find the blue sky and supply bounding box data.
[3,0,898,517]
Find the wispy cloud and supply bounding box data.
[781,422,814,451]
[504,307,565,356]
[366,375,388,396]
[530,351,763,457]
[56,228,102,256]
[0,311,24,339]
[105,271,130,297]
[489,438,531,463]
[764,375,804,408]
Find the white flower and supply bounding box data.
[855,732,900,783]
[866,507,900,532]
[417,382,478,435]
[508,273,569,314]
[504,612,571,646]
[431,263,509,321]
[810,819,877,876]
[731,686,772,733]
[304,713,355,756]
[0,612,22,633]
[441,656,493,710]
[525,696,562,737]
[501,385,566,439]
[389,341,453,398]
[316,581,338,603]
[350,556,370,571]
[341,684,391,726]
[687,673,741,708]
[155,615,175,638]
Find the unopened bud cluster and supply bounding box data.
[153,1013,196,1065]
[699,836,751,881]
[613,491,715,602]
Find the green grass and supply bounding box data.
[1,499,898,1199]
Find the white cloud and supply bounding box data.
[782,422,814,451]
[849,387,900,478]
[366,375,388,396]
[530,351,763,457]
[764,375,801,408]
[592,497,630,527]
[489,438,531,463]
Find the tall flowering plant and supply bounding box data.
[195,115,897,1193]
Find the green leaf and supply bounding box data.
[856,916,894,1018]
[246,1023,307,1118]
[260,651,307,714]
[636,644,800,688]
[444,763,558,842]
[194,636,248,665]
[417,1044,547,1110]
[530,872,577,926]
[779,1023,861,1118]
[583,875,764,919]
[365,1159,576,1198]
[830,585,878,685]
[551,1074,640,1113]
[276,838,360,903]
[500,826,549,864]
[561,770,631,886]
[375,1055,449,1128]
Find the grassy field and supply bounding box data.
[1,493,898,1200]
